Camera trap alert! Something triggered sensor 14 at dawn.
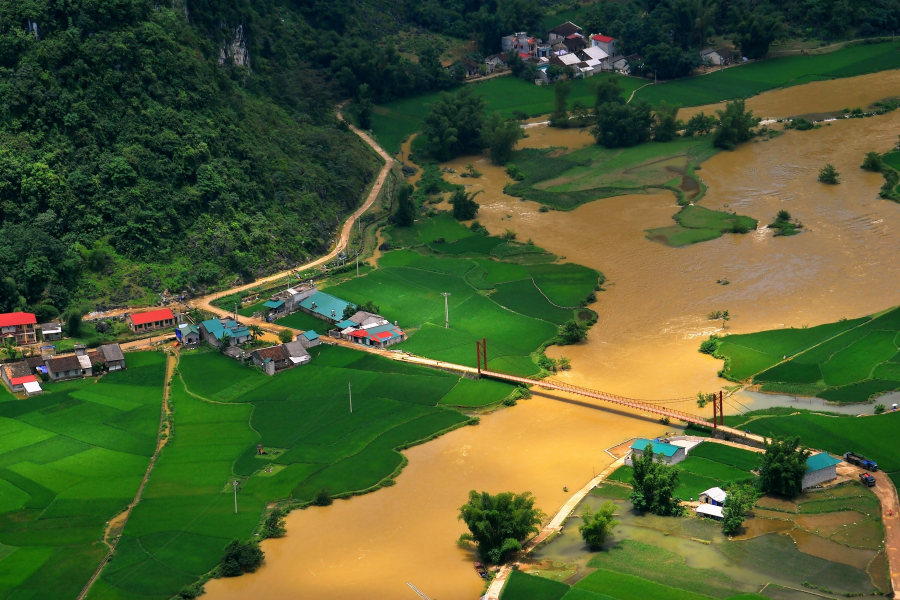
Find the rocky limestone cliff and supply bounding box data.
[218,24,250,69]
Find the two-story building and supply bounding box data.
[199,318,252,347]
[590,33,616,57]
[127,308,176,333]
[0,312,38,345]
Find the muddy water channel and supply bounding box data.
[205,396,667,600]
[207,79,900,599]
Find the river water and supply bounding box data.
[206,75,900,599]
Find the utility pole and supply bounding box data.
[233,480,238,514]
[234,303,238,323]
[441,293,451,329]
[349,381,353,413]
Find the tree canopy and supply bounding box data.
[759,436,811,499]
[423,87,487,161]
[592,101,654,148]
[629,445,686,516]
[458,490,545,564]
[713,99,759,150]
[579,501,620,549]
[484,113,526,165]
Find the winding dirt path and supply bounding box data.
[77,351,176,600]
[192,108,394,323]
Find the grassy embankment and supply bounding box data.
[372,40,900,156]
[275,213,603,377]
[89,346,505,600]
[708,305,900,402]
[504,137,756,245]
[0,352,167,599]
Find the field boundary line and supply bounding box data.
[77,351,176,600]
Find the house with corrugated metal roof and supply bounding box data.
[127,308,176,333]
[250,341,311,375]
[265,283,317,320]
[298,291,352,324]
[802,453,842,489]
[626,438,686,465]
[199,318,252,347]
[296,330,320,349]
[176,323,200,348]
[340,321,406,349]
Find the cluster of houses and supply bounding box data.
[471,20,736,85]
[0,311,128,396]
[626,437,845,521]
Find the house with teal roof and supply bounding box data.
[199,318,252,348]
[627,438,686,465]
[298,291,352,324]
[802,452,842,489]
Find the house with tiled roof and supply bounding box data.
[250,341,310,375]
[127,308,176,333]
[0,312,37,345]
[548,21,582,41]
[1,361,40,393]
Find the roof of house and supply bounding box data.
[347,323,405,343]
[263,300,285,309]
[716,47,734,58]
[300,292,351,322]
[700,487,727,503]
[580,46,609,61]
[550,21,582,37]
[129,308,175,326]
[592,34,615,43]
[178,323,199,335]
[46,355,83,373]
[301,330,319,340]
[335,319,357,330]
[283,341,309,359]
[100,344,125,362]
[557,53,581,65]
[631,438,680,457]
[41,322,62,333]
[349,311,387,326]
[4,362,32,381]
[0,312,37,328]
[201,318,251,341]
[22,381,42,394]
[253,346,288,362]
[806,452,842,472]
[696,504,724,518]
[25,356,44,369]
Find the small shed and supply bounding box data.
[628,438,686,465]
[699,487,727,506]
[263,299,286,317]
[176,324,200,348]
[22,380,43,396]
[696,504,724,520]
[296,330,320,349]
[802,453,842,489]
[99,343,126,371]
[41,322,63,341]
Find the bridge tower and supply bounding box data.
[711,390,724,429]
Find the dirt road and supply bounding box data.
[192,108,394,322]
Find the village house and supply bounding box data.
[264,282,317,320]
[46,353,90,381]
[802,452,842,489]
[296,330,321,349]
[696,504,724,520]
[127,308,176,333]
[250,341,311,375]
[199,318,252,347]
[298,291,352,324]
[547,21,582,42]
[701,47,735,66]
[590,33,616,57]
[40,322,62,341]
[0,312,38,345]
[0,361,41,395]
[484,53,507,73]
[96,343,126,371]
[612,54,642,75]
[626,438,687,465]
[699,486,727,506]
[175,323,201,348]
[336,311,406,349]
[501,33,551,59]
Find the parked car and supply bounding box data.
[844,452,878,471]
[859,473,876,487]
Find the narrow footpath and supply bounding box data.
[77,351,177,600]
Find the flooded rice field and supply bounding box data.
[207,75,900,599]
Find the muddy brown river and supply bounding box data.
[206,75,900,599]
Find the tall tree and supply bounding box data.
[450,189,483,221]
[759,437,811,499]
[484,113,526,165]
[734,13,783,59]
[579,501,620,549]
[652,101,681,142]
[592,101,654,148]
[395,184,416,227]
[594,76,625,109]
[355,83,373,129]
[629,444,686,516]
[722,484,758,536]
[423,87,488,160]
[458,490,545,564]
[550,80,572,127]
[713,99,759,150]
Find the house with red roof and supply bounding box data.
[590,33,617,58]
[0,361,40,394]
[337,313,407,349]
[126,308,176,333]
[0,312,37,345]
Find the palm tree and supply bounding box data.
[248,324,264,341]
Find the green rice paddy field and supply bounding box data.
[300,214,603,376]
[88,346,511,600]
[711,306,900,402]
[0,352,167,600]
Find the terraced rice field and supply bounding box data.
[0,351,167,600]
[90,346,503,600]
[712,307,900,402]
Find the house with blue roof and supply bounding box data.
[298,291,352,324]
[802,452,842,489]
[265,283,317,320]
[199,318,252,348]
[627,438,686,465]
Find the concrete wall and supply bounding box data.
[802,465,837,489]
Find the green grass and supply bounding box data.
[178,351,268,401]
[0,352,166,600]
[439,377,516,407]
[715,342,781,380]
[525,263,601,307]
[371,74,644,154]
[501,569,570,600]
[576,568,716,600]
[647,206,757,247]
[687,443,760,472]
[635,41,900,109]
[753,361,822,384]
[275,309,330,333]
[491,280,576,325]
[678,456,753,483]
[820,330,898,387]
[816,379,900,403]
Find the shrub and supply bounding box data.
[558,319,588,344]
[861,151,882,172]
[261,508,286,538]
[539,205,550,213]
[458,491,544,564]
[277,329,294,344]
[177,583,205,599]
[502,397,517,406]
[579,501,619,549]
[219,540,264,577]
[875,403,886,414]
[818,163,840,184]
[699,335,721,355]
[312,488,333,506]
